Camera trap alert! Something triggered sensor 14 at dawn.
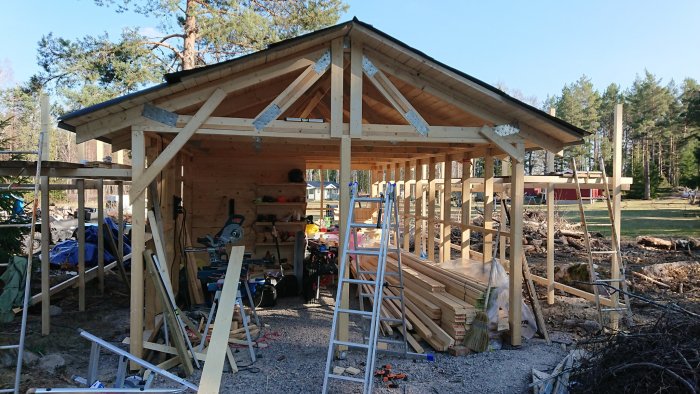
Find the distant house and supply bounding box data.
[307,181,340,201]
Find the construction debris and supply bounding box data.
[569,314,700,393]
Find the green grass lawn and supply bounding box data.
[550,198,700,238]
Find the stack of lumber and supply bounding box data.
[348,251,487,352]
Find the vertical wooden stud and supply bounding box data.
[611,103,623,328]
[118,181,124,262]
[130,127,146,364]
[483,153,494,263]
[403,161,411,251]
[319,168,325,226]
[337,135,351,346]
[427,158,436,262]
[77,179,86,311]
[461,156,472,262]
[546,182,555,305]
[97,179,105,295]
[441,158,452,263]
[40,176,50,335]
[414,161,424,258]
[509,144,525,346]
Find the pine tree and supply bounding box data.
[625,71,676,199]
[35,0,348,112]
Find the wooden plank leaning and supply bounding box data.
[198,246,245,394]
[144,249,195,376]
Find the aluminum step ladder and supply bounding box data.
[571,157,633,328]
[322,182,414,394]
[0,122,47,394]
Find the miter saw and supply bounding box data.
[187,214,245,266]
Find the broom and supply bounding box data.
[464,231,499,352]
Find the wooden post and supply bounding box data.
[483,153,494,263]
[509,144,525,346]
[427,158,436,262]
[403,161,411,251]
[546,182,555,305]
[350,39,362,138]
[330,38,343,138]
[97,179,105,295]
[414,161,424,258]
[118,181,124,261]
[40,176,50,335]
[130,127,146,364]
[611,103,623,329]
[319,168,324,227]
[337,135,351,348]
[77,179,86,311]
[461,156,472,262]
[39,94,50,161]
[546,107,557,305]
[441,158,452,263]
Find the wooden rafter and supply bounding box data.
[252,50,331,132]
[479,125,525,163]
[129,88,227,201]
[362,55,430,136]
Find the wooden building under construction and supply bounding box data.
[56,19,630,361]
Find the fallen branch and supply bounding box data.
[632,271,671,288]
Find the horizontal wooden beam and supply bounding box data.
[130,88,227,201]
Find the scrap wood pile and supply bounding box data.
[569,314,700,394]
[349,251,488,352]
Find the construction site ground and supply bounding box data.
[2,236,698,393]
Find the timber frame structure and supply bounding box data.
[56,19,629,359]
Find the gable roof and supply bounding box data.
[58,18,586,150]
[307,181,340,189]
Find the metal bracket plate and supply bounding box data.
[362,56,378,77]
[141,104,178,127]
[405,110,429,136]
[253,104,281,132]
[314,50,332,74]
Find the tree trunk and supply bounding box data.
[644,139,651,200]
[182,0,198,70]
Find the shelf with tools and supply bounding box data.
[253,183,307,252]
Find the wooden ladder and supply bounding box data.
[571,157,632,328]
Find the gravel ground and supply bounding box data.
[179,292,568,394]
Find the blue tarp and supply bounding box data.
[48,217,131,268]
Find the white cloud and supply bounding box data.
[138,26,164,39]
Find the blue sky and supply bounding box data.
[1,0,699,104]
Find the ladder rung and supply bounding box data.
[350,223,380,229]
[349,249,380,256]
[587,223,612,227]
[377,338,406,344]
[343,278,375,286]
[333,340,370,349]
[327,373,365,383]
[0,344,19,350]
[358,270,377,275]
[596,279,625,283]
[355,197,383,203]
[382,295,402,300]
[591,250,616,255]
[336,308,373,317]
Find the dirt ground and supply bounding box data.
[1,241,698,393]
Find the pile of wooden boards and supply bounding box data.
[349,251,488,352]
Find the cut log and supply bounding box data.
[637,236,674,250]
